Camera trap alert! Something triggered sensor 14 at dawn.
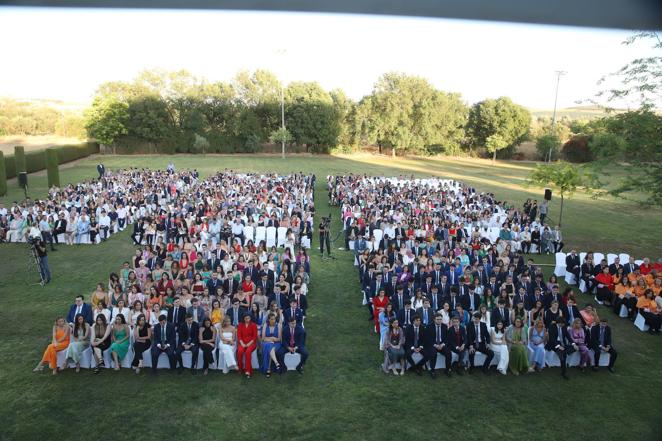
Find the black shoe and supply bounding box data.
[296,366,303,375]
[608,367,615,373]
[430,370,436,378]
[445,369,452,377]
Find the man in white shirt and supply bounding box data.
[98,210,111,241]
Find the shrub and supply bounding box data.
[0,151,6,196]
[561,135,593,163]
[241,134,262,153]
[535,133,561,161]
[46,148,60,188]
[14,146,26,173]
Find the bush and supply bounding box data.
[588,132,627,160]
[14,146,26,173]
[2,142,99,179]
[0,151,6,196]
[536,133,561,161]
[46,148,60,188]
[561,135,593,163]
[241,134,262,153]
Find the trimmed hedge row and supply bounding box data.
[3,142,99,179]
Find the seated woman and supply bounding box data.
[109,314,131,371]
[527,319,547,372]
[490,320,509,375]
[130,300,148,327]
[93,300,111,324]
[199,318,217,375]
[384,317,406,376]
[613,278,638,319]
[595,266,614,306]
[91,283,109,309]
[34,317,71,375]
[580,304,600,327]
[379,303,396,350]
[90,314,112,373]
[131,313,151,374]
[65,314,90,372]
[506,317,529,375]
[569,318,591,371]
[637,289,662,334]
[210,299,224,329]
[218,316,238,374]
[260,313,282,377]
[111,299,131,325]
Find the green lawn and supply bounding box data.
[0,154,660,441]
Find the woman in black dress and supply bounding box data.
[132,314,151,374]
[198,318,217,375]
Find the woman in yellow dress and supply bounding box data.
[210,299,224,329]
[33,317,71,375]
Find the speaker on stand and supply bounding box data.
[544,188,552,201]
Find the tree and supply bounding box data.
[269,127,293,144]
[535,133,562,161]
[0,151,6,196]
[191,133,210,155]
[467,97,530,160]
[45,148,60,188]
[526,162,601,227]
[284,81,340,152]
[485,134,508,162]
[14,145,26,174]
[84,94,129,145]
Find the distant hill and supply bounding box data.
[529,105,626,120]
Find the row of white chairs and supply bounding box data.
[554,251,643,284]
[242,225,311,249]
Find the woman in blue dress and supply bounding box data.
[527,319,547,372]
[260,313,282,377]
[379,303,395,351]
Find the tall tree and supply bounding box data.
[84,93,129,146]
[466,97,530,161]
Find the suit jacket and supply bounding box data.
[390,293,407,312]
[546,324,573,351]
[186,306,207,323]
[397,307,415,328]
[223,278,239,296]
[291,294,308,313]
[206,278,223,297]
[447,326,468,349]
[460,293,481,312]
[67,303,93,325]
[490,307,511,327]
[225,306,247,326]
[565,254,580,272]
[283,307,304,326]
[425,322,449,349]
[561,305,582,325]
[153,322,176,347]
[404,325,427,350]
[256,279,274,297]
[177,321,200,345]
[167,305,187,326]
[590,325,614,350]
[466,321,491,347]
[416,307,434,326]
[282,324,306,349]
[269,292,289,311]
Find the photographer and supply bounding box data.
[32,232,51,284]
[319,216,331,257]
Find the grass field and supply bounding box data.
[0,154,660,441]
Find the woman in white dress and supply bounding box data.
[218,316,238,374]
[65,314,90,372]
[111,299,131,325]
[65,212,77,245]
[490,320,509,375]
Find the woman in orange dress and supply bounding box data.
[33,317,71,375]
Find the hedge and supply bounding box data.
[14,146,26,174]
[0,151,6,196]
[3,142,99,179]
[46,148,60,188]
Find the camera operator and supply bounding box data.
[31,228,51,284]
[319,216,331,257]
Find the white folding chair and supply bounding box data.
[554,252,567,277]
[284,352,302,371]
[277,227,288,247]
[593,253,605,265]
[544,350,562,367]
[255,226,267,244]
[619,253,630,264]
[634,313,649,332]
[635,259,644,266]
[243,225,255,245]
[265,226,277,248]
[372,229,384,247]
[607,253,618,265]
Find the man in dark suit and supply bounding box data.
[404,315,428,375]
[425,313,452,377]
[187,297,207,324]
[226,298,246,326]
[590,318,617,373]
[175,314,200,373]
[466,313,494,374]
[168,297,186,327]
[416,298,434,326]
[283,298,304,326]
[546,316,573,379]
[397,300,415,328]
[206,273,223,297]
[256,272,274,297]
[460,287,481,313]
[561,298,582,326]
[269,285,289,311]
[491,300,511,327]
[390,285,407,312]
[428,285,442,312]
[438,274,451,298]
[444,287,462,312]
[623,257,639,275]
[53,213,67,245]
[277,316,308,374]
[447,316,467,374]
[66,295,93,325]
[291,285,308,316]
[151,314,176,373]
[224,276,239,297]
[565,250,581,284]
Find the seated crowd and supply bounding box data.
[565,251,662,334]
[0,168,200,246]
[330,175,620,378]
[33,170,314,378]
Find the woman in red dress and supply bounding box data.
[236,314,258,378]
[241,274,256,304]
[372,289,389,334]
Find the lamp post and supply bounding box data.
[549,70,566,162]
[276,49,287,159]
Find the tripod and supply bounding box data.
[27,241,46,287]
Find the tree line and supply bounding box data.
[84,69,532,157]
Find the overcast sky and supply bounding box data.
[0,7,654,109]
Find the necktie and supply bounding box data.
[568,307,574,323]
[187,324,191,343]
[76,306,81,315]
[193,309,198,323]
[290,327,295,347]
[600,328,605,346]
[424,309,427,323]
[406,310,410,324]
[414,327,419,347]
[558,325,562,344]
[475,325,480,344]
[500,308,504,319]
[161,325,166,344]
[173,308,177,324]
[234,309,238,325]
[399,295,403,309]
[437,325,441,343]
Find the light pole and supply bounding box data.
[276,49,287,159]
[549,70,566,162]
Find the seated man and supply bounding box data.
[187,297,206,324]
[175,313,200,373]
[425,313,452,377]
[546,316,573,380]
[283,298,304,326]
[447,316,467,374]
[590,318,617,373]
[66,295,93,325]
[466,313,494,374]
[277,316,308,374]
[397,300,415,328]
[565,250,580,284]
[404,315,428,375]
[151,314,176,373]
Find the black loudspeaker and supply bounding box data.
[18,172,28,189]
[544,188,552,201]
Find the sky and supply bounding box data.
[0,7,655,109]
